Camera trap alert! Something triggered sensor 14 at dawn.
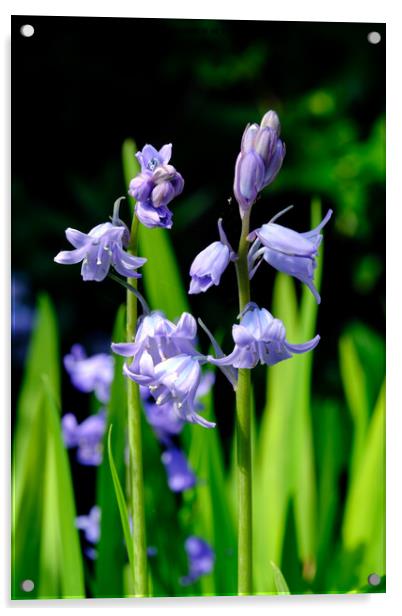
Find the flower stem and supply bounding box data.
[126,214,148,596]
[234,210,253,595]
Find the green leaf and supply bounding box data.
[107,425,135,577]
[12,295,84,599]
[122,138,189,320]
[342,382,385,586]
[270,561,291,595]
[95,305,128,597]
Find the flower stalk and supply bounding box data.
[126,213,148,596]
[234,209,253,595]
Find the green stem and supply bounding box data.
[234,210,253,595]
[126,214,148,596]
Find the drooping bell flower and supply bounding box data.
[54,199,146,281]
[161,448,197,492]
[180,536,215,586]
[208,302,320,369]
[234,110,286,216]
[64,344,114,403]
[129,143,184,229]
[189,219,237,294]
[248,208,333,303]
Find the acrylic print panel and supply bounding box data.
[11,16,385,599]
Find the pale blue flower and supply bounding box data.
[248,208,333,303]
[208,302,320,369]
[189,219,236,294]
[76,506,101,544]
[62,410,106,466]
[161,448,197,492]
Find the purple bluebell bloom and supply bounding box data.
[64,344,114,403]
[161,448,197,492]
[208,302,320,369]
[54,199,146,281]
[76,506,101,544]
[62,410,106,466]
[180,536,215,586]
[112,311,215,429]
[189,219,236,294]
[248,208,333,303]
[234,110,286,216]
[129,143,184,229]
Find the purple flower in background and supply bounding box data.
[189,219,236,294]
[62,410,106,466]
[76,506,101,545]
[161,448,197,492]
[208,302,320,369]
[234,110,286,215]
[248,208,333,303]
[64,344,114,403]
[129,143,184,229]
[54,218,146,281]
[180,536,215,586]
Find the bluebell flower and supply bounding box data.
[129,143,184,229]
[142,370,215,443]
[76,506,101,545]
[189,219,236,294]
[161,448,197,492]
[180,536,215,586]
[54,218,146,281]
[64,344,114,403]
[112,311,215,429]
[248,208,333,303]
[234,110,286,215]
[208,302,320,369]
[62,410,106,466]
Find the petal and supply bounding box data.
[301,209,333,239]
[111,341,138,357]
[65,228,90,248]
[159,143,172,164]
[285,334,320,355]
[175,312,197,339]
[257,222,316,258]
[54,245,88,265]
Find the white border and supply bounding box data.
[2,1,401,614]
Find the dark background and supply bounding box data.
[12,16,385,508]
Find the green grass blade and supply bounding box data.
[254,273,298,593]
[342,381,385,586]
[107,425,135,576]
[122,138,189,320]
[270,561,291,595]
[95,305,128,597]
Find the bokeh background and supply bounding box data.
[12,16,385,598]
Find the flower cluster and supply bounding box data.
[234,110,286,216]
[76,505,101,559]
[129,144,184,229]
[112,311,215,429]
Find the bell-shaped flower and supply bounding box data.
[161,448,197,492]
[76,506,101,544]
[234,110,286,215]
[189,219,236,294]
[54,218,146,282]
[248,208,332,303]
[129,143,184,229]
[180,536,215,586]
[208,302,320,369]
[64,344,114,403]
[62,410,106,466]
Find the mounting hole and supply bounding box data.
[368,573,381,586]
[21,579,34,592]
[367,31,381,45]
[20,24,35,38]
